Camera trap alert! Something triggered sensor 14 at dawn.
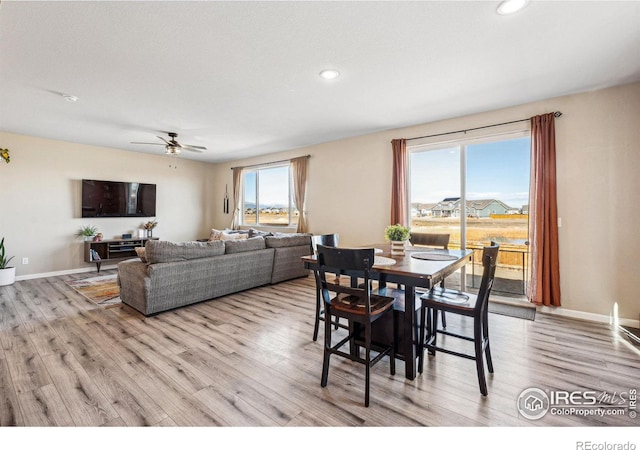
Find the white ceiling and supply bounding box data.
[1,1,639,163]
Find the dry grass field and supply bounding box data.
[412,217,529,291]
[412,217,528,262]
[243,212,297,226]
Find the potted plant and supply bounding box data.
[0,237,16,286]
[384,224,410,256]
[76,225,98,241]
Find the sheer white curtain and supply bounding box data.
[291,156,309,233]
[230,167,242,230]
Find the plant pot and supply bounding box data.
[390,240,406,256]
[83,235,95,242]
[0,266,16,286]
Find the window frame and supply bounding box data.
[241,163,298,227]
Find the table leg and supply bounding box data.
[404,284,417,380]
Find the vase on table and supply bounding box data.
[390,240,406,256]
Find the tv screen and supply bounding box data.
[81,179,156,218]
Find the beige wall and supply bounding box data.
[2,82,638,322]
[0,132,216,276]
[210,82,640,323]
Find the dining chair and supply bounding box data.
[311,234,342,341]
[316,245,396,407]
[417,242,499,396]
[409,232,450,249]
[409,232,451,327]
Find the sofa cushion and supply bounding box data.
[146,240,225,264]
[225,236,266,254]
[265,234,312,248]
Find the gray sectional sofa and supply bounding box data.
[117,233,312,316]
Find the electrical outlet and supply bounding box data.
[22,257,29,265]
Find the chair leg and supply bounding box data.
[321,308,332,388]
[440,280,447,329]
[429,307,438,356]
[483,310,494,373]
[364,323,371,407]
[313,287,321,341]
[474,318,488,396]
[418,305,427,373]
[485,340,494,374]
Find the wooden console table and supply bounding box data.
[84,237,158,272]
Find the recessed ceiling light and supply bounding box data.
[497,0,528,15]
[62,94,78,102]
[319,69,340,80]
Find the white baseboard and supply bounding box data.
[538,305,640,329]
[15,264,119,281]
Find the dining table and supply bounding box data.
[302,243,473,380]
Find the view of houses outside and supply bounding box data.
[410,136,530,296]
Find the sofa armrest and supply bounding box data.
[117,259,151,314]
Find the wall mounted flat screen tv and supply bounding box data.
[82,179,156,218]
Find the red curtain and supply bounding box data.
[528,113,561,306]
[390,139,408,227]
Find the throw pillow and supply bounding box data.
[135,247,147,263]
[209,228,224,241]
[220,232,248,241]
[248,228,273,238]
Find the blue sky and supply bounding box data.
[244,165,290,207]
[410,136,531,208]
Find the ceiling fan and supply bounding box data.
[131,132,207,155]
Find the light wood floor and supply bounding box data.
[1,270,639,427]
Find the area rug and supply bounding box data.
[65,274,121,308]
[488,300,536,321]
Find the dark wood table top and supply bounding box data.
[303,243,473,287]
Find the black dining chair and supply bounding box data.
[409,232,451,327]
[311,234,342,341]
[409,232,450,250]
[316,245,396,407]
[417,242,499,396]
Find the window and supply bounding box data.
[409,133,531,295]
[242,164,299,227]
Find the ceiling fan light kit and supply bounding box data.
[131,131,207,165]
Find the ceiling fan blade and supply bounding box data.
[131,141,164,145]
[182,144,207,151]
[156,136,172,145]
[182,146,206,153]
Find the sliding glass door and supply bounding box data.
[409,133,531,296]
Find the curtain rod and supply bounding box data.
[230,154,310,170]
[403,111,562,142]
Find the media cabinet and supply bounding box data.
[84,237,158,272]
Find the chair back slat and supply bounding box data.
[409,233,450,249]
[312,234,339,250]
